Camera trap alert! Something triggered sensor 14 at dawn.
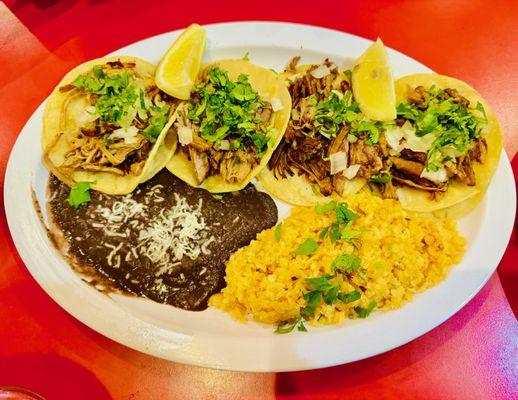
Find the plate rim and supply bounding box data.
[4,21,516,372]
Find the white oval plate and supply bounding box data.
[4,22,516,372]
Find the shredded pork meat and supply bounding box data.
[58,62,175,177]
[270,69,488,199]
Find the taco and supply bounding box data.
[42,56,177,195]
[380,74,503,214]
[166,59,291,193]
[258,58,371,206]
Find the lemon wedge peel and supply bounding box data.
[155,24,207,100]
[352,38,396,121]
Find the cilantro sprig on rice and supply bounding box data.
[276,201,376,333]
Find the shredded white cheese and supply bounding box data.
[311,65,331,79]
[137,194,213,273]
[90,186,213,276]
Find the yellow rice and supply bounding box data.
[209,192,466,326]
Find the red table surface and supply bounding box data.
[0,1,517,399]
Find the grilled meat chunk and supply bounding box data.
[456,154,476,186]
[220,150,254,183]
[399,148,427,164]
[473,137,487,164]
[189,147,210,184]
[349,139,384,179]
[390,156,425,178]
[392,176,447,192]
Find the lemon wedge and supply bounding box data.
[352,38,396,121]
[155,24,206,100]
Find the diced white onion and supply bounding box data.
[331,90,344,99]
[78,106,99,126]
[420,166,448,183]
[119,106,137,128]
[384,126,404,152]
[310,65,331,79]
[291,109,300,121]
[320,131,331,139]
[177,126,193,146]
[402,121,433,152]
[385,121,434,154]
[270,97,284,112]
[219,139,230,150]
[343,164,361,180]
[109,126,139,144]
[329,151,348,175]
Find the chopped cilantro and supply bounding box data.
[352,120,383,145]
[92,65,104,79]
[67,182,92,208]
[302,274,363,317]
[311,185,322,197]
[212,194,223,201]
[103,134,112,146]
[301,290,323,317]
[340,225,366,249]
[314,91,361,137]
[305,274,336,291]
[319,226,330,240]
[323,284,341,305]
[337,290,361,303]
[274,223,282,242]
[187,67,271,155]
[275,317,306,334]
[318,202,364,247]
[396,87,488,172]
[344,69,352,82]
[314,200,337,214]
[73,69,139,125]
[292,238,319,256]
[332,253,361,274]
[141,106,169,142]
[335,202,359,223]
[354,301,377,318]
[370,172,392,184]
[357,268,367,281]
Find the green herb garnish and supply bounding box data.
[275,317,307,334]
[302,290,324,317]
[67,182,92,208]
[396,88,488,172]
[212,194,223,201]
[314,91,361,137]
[337,290,362,303]
[370,172,392,184]
[274,223,283,242]
[314,200,337,214]
[354,301,377,318]
[141,105,169,142]
[305,274,336,291]
[332,253,361,273]
[352,120,383,145]
[73,69,139,125]
[292,238,319,256]
[302,274,363,316]
[187,67,271,155]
